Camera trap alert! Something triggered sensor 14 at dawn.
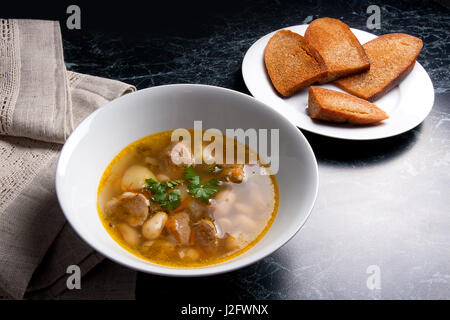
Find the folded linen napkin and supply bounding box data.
[0,19,136,299]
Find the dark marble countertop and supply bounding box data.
[59,0,449,299]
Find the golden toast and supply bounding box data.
[304,17,370,83]
[334,33,423,101]
[308,86,389,124]
[264,30,328,97]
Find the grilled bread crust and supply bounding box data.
[334,33,423,101]
[264,30,328,97]
[304,17,370,83]
[308,86,389,124]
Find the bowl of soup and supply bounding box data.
[56,84,318,276]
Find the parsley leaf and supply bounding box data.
[188,175,201,187]
[145,178,181,210]
[184,166,198,180]
[208,164,223,173]
[204,179,220,192]
[152,191,167,203]
[184,166,220,204]
[166,190,181,210]
[166,180,184,188]
[145,167,220,208]
[145,178,165,194]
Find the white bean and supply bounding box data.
[234,202,254,216]
[156,174,170,182]
[156,239,176,253]
[214,190,236,216]
[142,212,168,240]
[186,248,200,261]
[179,248,200,260]
[117,224,140,247]
[142,240,154,247]
[226,235,245,251]
[252,191,265,207]
[216,217,233,236]
[234,214,257,233]
[121,165,156,190]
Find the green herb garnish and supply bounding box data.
[207,164,223,173]
[185,166,220,204]
[165,189,181,210]
[145,168,220,208]
[145,178,182,210]
[166,180,184,188]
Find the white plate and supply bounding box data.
[242,25,435,140]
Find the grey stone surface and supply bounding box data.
[60,0,450,299]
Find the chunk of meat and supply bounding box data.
[187,199,207,220]
[161,142,194,178]
[212,189,236,216]
[220,164,245,183]
[168,142,194,166]
[192,218,219,253]
[105,192,149,227]
[167,211,191,245]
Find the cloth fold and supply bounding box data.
[0,19,136,299]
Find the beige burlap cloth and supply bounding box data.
[0,19,137,299]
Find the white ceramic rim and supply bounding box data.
[56,84,319,276]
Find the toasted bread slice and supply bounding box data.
[334,33,423,101]
[264,30,328,97]
[304,17,370,83]
[308,86,388,124]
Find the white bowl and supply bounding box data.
[56,84,318,276]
